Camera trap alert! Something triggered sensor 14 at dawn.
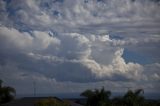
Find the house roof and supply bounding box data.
[1,97,84,106]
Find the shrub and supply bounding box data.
[35,97,70,106]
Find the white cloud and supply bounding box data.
[0,26,157,83]
[0,27,33,49]
[81,48,143,81]
[31,31,60,51]
[0,27,60,53]
[0,26,138,81]
[58,33,91,59]
[143,63,160,81]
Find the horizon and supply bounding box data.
[16,92,160,100]
[0,0,160,99]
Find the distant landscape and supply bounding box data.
[0,80,160,106]
[16,92,160,100]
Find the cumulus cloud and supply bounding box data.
[82,48,143,81]
[143,63,160,81]
[0,26,153,83]
[0,27,60,53]
[58,33,91,59]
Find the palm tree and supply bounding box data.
[95,87,111,106]
[81,89,94,106]
[0,79,16,104]
[0,80,2,88]
[123,89,144,106]
[81,87,111,106]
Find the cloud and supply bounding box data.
[143,63,160,81]
[0,27,33,50]
[0,26,152,83]
[0,0,160,31]
[82,48,143,81]
[0,26,159,83]
[0,61,159,94]
[0,0,160,94]
[58,33,91,59]
[0,27,60,53]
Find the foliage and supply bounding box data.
[0,79,16,104]
[35,97,70,106]
[81,87,149,106]
[123,89,144,106]
[81,87,111,106]
[0,80,2,88]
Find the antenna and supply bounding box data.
[33,81,36,97]
[124,86,132,91]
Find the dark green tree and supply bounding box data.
[0,80,2,88]
[80,89,94,106]
[123,89,144,106]
[81,87,111,106]
[0,79,16,104]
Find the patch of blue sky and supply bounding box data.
[122,49,153,65]
[3,0,11,4]
[5,1,21,17]
[53,10,62,17]
[109,33,124,40]
[53,0,64,3]
[16,23,33,33]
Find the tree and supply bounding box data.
[81,87,111,106]
[0,80,2,88]
[81,89,94,106]
[0,79,16,104]
[123,89,144,106]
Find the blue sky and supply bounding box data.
[0,0,160,95]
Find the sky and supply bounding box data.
[0,0,160,96]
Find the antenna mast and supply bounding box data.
[33,81,36,97]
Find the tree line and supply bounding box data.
[80,87,160,106]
